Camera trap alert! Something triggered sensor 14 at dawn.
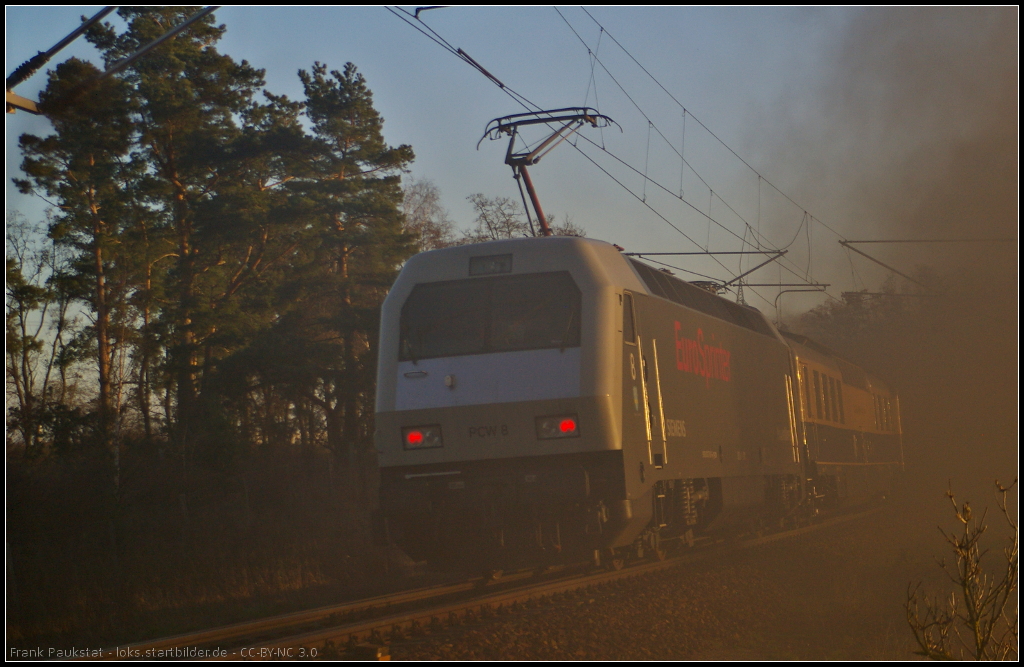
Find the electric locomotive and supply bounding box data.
[374,236,902,569]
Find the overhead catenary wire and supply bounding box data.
[566,7,860,303]
[99,7,221,81]
[635,257,728,283]
[845,245,865,291]
[842,238,1016,244]
[679,109,686,199]
[554,8,832,297]
[394,7,749,259]
[386,7,536,112]
[581,27,603,108]
[626,250,784,256]
[387,8,737,266]
[557,7,771,245]
[388,7,790,310]
[386,7,815,311]
[570,132,824,295]
[391,8,880,315]
[577,6,850,243]
[559,9,752,226]
[566,78,821,297]
[551,145,780,309]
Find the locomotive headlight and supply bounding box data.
[535,414,580,440]
[402,425,443,450]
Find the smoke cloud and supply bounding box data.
[769,8,1017,499]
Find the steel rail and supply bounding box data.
[93,570,541,658]
[233,507,883,658]
[93,505,880,659]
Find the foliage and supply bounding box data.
[550,213,587,238]
[462,193,587,243]
[402,178,457,250]
[10,9,418,468]
[233,61,415,459]
[905,481,1018,660]
[16,57,139,440]
[5,213,83,455]
[464,193,533,241]
[9,8,588,467]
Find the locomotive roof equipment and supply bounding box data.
[478,108,618,237]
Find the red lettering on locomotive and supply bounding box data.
[674,322,731,387]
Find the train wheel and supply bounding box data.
[603,548,626,571]
[644,531,667,561]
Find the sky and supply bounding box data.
[5,6,1018,319]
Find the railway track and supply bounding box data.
[97,506,881,660]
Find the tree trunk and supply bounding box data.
[325,402,345,462]
[171,180,197,445]
[90,187,113,448]
[139,302,153,445]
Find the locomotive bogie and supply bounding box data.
[379,450,629,566]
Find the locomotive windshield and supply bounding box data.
[399,271,582,361]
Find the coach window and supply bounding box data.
[823,375,831,421]
[623,293,637,345]
[812,370,823,420]
[824,376,833,421]
[799,364,811,418]
[819,374,827,421]
[837,381,845,424]
[829,376,840,423]
[815,372,823,420]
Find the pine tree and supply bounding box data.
[281,62,415,460]
[16,58,138,443]
[15,11,418,467]
[85,8,303,449]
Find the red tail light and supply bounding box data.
[535,414,581,440]
[402,425,443,450]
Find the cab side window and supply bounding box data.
[623,293,637,345]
